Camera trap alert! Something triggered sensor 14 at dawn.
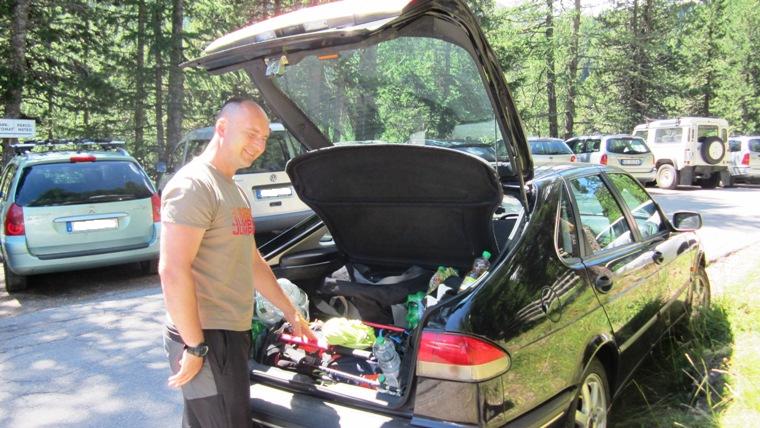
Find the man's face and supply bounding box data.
[223,103,270,169]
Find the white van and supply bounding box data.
[724,136,760,186]
[159,123,312,235]
[632,117,729,189]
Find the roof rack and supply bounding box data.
[10,139,127,156]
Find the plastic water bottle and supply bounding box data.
[254,278,309,325]
[427,266,458,295]
[405,291,426,329]
[373,334,401,389]
[459,251,492,291]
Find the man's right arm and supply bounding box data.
[159,222,205,347]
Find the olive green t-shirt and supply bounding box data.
[161,159,255,331]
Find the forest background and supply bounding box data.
[2,0,759,174]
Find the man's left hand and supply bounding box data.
[287,311,318,341]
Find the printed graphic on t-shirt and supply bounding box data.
[232,207,254,235]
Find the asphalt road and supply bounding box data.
[1,183,759,427]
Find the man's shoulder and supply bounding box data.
[165,160,215,192]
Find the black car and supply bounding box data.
[186,1,710,426]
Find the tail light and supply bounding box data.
[741,153,750,166]
[570,155,576,162]
[151,193,161,222]
[70,155,97,163]
[417,331,509,382]
[684,149,693,165]
[5,203,25,236]
[600,154,608,165]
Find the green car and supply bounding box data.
[0,141,161,292]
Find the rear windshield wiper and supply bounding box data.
[87,194,138,202]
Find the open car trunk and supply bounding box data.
[249,144,517,409]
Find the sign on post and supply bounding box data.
[0,119,36,138]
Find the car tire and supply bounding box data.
[566,359,610,428]
[699,172,719,189]
[656,164,678,189]
[3,263,28,292]
[686,265,711,320]
[699,136,725,165]
[719,171,735,188]
[139,259,159,275]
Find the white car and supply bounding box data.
[632,117,729,189]
[565,135,656,184]
[159,123,312,235]
[527,137,576,166]
[723,136,760,186]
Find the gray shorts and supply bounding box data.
[164,326,252,428]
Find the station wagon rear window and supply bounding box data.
[530,140,572,155]
[606,137,650,154]
[15,161,153,207]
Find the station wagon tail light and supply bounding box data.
[570,155,576,162]
[151,193,161,222]
[742,153,750,166]
[70,154,97,163]
[600,154,608,165]
[417,331,509,382]
[5,203,25,236]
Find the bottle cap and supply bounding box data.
[482,250,492,260]
[437,266,445,272]
[379,374,386,383]
[376,335,385,345]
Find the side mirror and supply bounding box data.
[672,211,702,231]
[155,161,167,174]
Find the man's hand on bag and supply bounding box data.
[288,311,318,341]
[168,350,204,388]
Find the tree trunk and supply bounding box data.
[166,0,184,163]
[153,1,165,161]
[564,0,581,139]
[135,0,147,161]
[2,0,31,164]
[545,0,558,138]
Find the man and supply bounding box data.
[160,97,316,427]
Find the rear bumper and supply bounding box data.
[629,169,656,183]
[249,382,413,428]
[1,224,160,275]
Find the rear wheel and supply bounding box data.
[656,164,678,189]
[699,173,719,189]
[3,263,28,292]
[139,259,159,275]
[567,359,610,428]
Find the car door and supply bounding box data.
[567,173,669,376]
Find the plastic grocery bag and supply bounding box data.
[321,317,376,349]
[255,278,310,326]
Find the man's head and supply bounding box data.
[213,97,270,173]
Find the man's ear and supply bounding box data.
[215,117,227,138]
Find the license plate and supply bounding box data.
[620,159,642,166]
[255,187,293,199]
[66,218,119,232]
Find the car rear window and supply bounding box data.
[749,139,760,152]
[606,138,650,154]
[530,140,572,155]
[15,160,153,207]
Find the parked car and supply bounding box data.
[632,117,729,189]
[187,1,709,426]
[528,137,576,166]
[158,123,312,235]
[722,136,760,187]
[566,134,656,184]
[0,141,160,292]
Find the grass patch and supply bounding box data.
[609,267,760,427]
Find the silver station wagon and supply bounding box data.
[1,141,160,292]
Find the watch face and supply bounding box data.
[187,343,209,357]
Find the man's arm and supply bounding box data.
[159,222,206,387]
[252,248,317,340]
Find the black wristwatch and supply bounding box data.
[184,342,209,358]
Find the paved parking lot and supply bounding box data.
[1,184,759,427]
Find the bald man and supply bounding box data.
[160,97,316,427]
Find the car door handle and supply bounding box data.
[653,251,664,264]
[595,276,613,293]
